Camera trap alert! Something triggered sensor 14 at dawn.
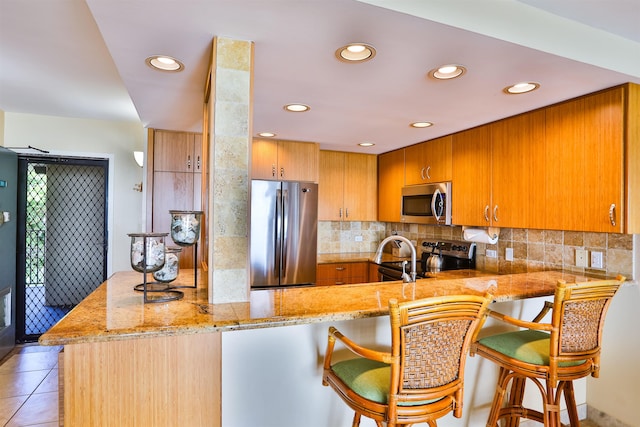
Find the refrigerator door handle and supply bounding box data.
[275,189,282,278]
[281,189,289,274]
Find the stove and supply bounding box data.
[377,239,476,281]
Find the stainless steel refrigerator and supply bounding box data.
[250,180,317,288]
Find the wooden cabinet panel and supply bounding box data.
[378,150,404,222]
[148,129,203,269]
[316,262,368,286]
[154,130,199,173]
[583,88,625,233]
[343,153,377,221]
[490,110,546,229]
[318,151,345,221]
[405,136,452,185]
[544,98,586,231]
[368,262,382,283]
[278,140,319,182]
[319,151,377,221]
[452,126,492,226]
[251,138,319,182]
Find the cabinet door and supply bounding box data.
[423,135,452,182]
[544,98,586,231]
[277,141,319,182]
[452,126,492,226]
[378,150,404,222]
[343,153,377,221]
[251,139,279,180]
[583,88,624,232]
[348,262,369,284]
[318,151,345,220]
[193,133,203,173]
[404,137,452,185]
[154,130,195,173]
[404,143,425,186]
[491,110,546,229]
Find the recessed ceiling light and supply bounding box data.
[258,132,276,138]
[504,82,540,94]
[145,55,184,72]
[335,43,376,63]
[410,122,433,128]
[358,142,375,147]
[430,64,466,80]
[284,104,310,112]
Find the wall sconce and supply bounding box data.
[134,151,144,168]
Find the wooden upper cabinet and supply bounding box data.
[377,149,404,222]
[343,153,377,221]
[544,97,587,231]
[582,88,625,233]
[251,138,319,182]
[404,136,452,185]
[490,110,546,229]
[319,151,377,221]
[451,126,492,227]
[153,130,200,173]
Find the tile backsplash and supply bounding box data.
[320,221,636,280]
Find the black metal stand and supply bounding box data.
[137,272,183,303]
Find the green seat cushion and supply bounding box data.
[478,330,583,367]
[331,358,440,406]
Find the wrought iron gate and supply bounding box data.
[16,156,108,342]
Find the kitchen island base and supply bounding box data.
[61,332,221,427]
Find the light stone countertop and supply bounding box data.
[38,269,613,346]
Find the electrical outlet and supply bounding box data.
[575,249,588,267]
[486,249,497,258]
[591,251,604,269]
[354,235,363,242]
[505,247,514,262]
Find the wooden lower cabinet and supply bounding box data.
[61,333,221,426]
[316,262,369,286]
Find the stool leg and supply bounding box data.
[505,375,526,427]
[352,412,361,427]
[487,367,511,427]
[544,381,562,427]
[562,381,580,426]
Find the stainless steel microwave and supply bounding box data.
[401,182,452,225]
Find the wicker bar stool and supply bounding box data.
[322,294,492,427]
[470,275,625,427]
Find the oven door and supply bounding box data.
[401,182,451,225]
[377,266,404,282]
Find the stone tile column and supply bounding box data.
[206,37,253,303]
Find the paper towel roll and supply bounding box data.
[462,227,499,245]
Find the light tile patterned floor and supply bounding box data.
[0,344,61,427]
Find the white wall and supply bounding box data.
[3,112,146,273]
[587,238,640,427]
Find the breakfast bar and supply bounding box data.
[40,269,614,427]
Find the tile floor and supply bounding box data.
[0,344,61,427]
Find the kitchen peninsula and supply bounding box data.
[40,269,618,427]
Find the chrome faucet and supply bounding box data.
[373,235,417,283]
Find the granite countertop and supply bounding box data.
[39,269,613,347]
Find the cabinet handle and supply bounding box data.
[609,204,616,226]
[335,267,345,271]
[493,205,499,222]
[339,208,342,218]
[335,281,345,285]
[280,167,285,178]
[196,156,201,170]
[271,165,276,177]
[345,208,349,218]
[484,205,490,223]
[426,166,431,180]
[420,167,426,180]
[187,155,192,170]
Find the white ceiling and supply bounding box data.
[1,0,639,154]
